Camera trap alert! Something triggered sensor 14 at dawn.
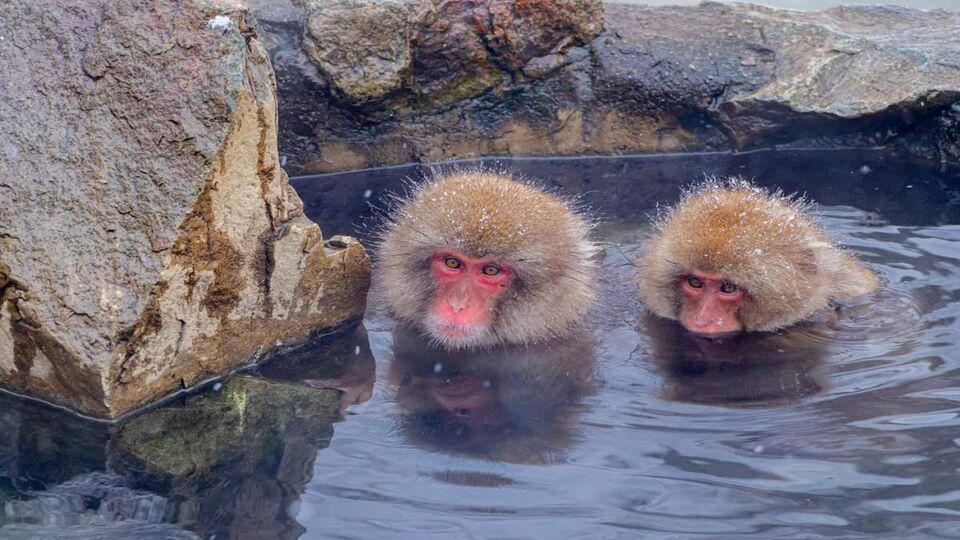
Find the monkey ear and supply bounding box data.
[790,247,818,276]
[737,246,820,332]
[831,253,881,299]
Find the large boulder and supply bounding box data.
[255,1,960,174]
[0,0,370,418]
[592,2,960,160]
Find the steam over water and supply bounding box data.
[2,149,959,538]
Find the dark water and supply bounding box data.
[2,149,960,539]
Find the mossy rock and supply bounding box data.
[116,376,339,478]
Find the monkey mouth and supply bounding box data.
[425,316,491,347]
[435,323,476,338]
[684,328,743,341]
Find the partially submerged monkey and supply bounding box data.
[638,178,880,335]
[376,169,598,349]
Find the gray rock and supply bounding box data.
[298,0,418,105]
[2,472,192,538]
[259,1,960,174]
[597,2,960,155]
[0,0,370,418]
[0,523,199,540]
[290,0,603,109]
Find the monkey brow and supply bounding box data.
[395,221,433,242]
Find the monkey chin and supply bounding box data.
[683,327,744,342]
[424,314,495,350]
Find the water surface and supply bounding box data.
[2,149,959,539]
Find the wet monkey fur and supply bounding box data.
[638,178,880,335]
[376,168,599,349]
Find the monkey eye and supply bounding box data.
[481,265,501,277]
[720,282,739,294]
[443,256,462,269]
[686,276,704,289]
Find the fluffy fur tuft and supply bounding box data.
[375,167,599,348]
[637,177,880,332]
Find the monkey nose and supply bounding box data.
[685,299,741,334]
[678,299,716,331]
[694,310,722,328]
[447,295,469,313]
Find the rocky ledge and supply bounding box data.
[0,0,370,418]
[255,0,960,174]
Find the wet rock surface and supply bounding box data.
[1,472,196,540]
[0,0,370,418]
[252,1,960,174]
[111,376,339,539]
[0,326,370,539]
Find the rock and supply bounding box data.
[596,2,960,155]
[486,0,603,72]
[408,0,506,109]
[1,472,198,540]
[0,0,370,418]
[260,1,960,174]
[290,0,603,108]
[0,326,372,539]
[111,372,346,538]
[1,524,197,540]
[115,375,339,478]
[298,0,418,105]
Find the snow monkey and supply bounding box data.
[376,168,598,349]
[637,178,880,335]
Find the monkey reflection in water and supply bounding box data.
[388,328,597,463]
[642,316,826,407]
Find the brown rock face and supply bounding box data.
[0,0,370,418]
[258,1,960,174]
[294,0,603,108]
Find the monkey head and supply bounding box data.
[377,169,598,349]
[638,178,879,335]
